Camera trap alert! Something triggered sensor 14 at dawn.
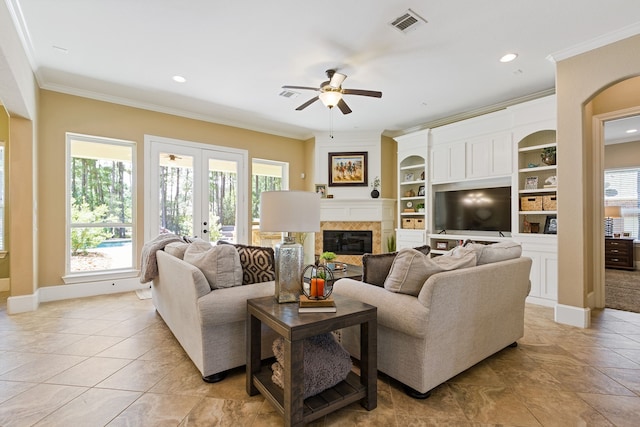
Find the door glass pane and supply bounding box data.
[158,153,194,236]
[208,158,237,243]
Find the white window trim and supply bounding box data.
[63,133,138,282]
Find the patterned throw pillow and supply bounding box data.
[217,241,276,285]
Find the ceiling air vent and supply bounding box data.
[279,89,299,99]
[390,8,427,34]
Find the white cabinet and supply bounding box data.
[515,235,558,306]
[432,132,512,184]
[431,142,465,183]
[467,133,512,178]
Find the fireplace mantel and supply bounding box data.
[320,198,395,222]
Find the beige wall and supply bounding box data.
[557,34,640,309]
[605,140,640,169]
[0,106,9,278]
[37,90,308,286]
[381,135,397,200]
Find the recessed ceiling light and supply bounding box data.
[172,75,186,83]
[500,53,518,63]
[626,128,638,134]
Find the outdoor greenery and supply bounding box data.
[252,174,283,220]
[70,155,132,254]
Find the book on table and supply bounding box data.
[298,295,336,313]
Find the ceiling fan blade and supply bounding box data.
[342,89,382,98]
[282,85,319,91]
[329,72,347,89]
[296,96,320,111]
[337,98,352,115]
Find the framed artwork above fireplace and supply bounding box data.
[328,151,368,187]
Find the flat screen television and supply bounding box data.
[434,187,512,233]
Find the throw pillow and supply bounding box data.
[184,239,243,290]
[383,247,476,296]
[362,245,431,287]
[164,241,189,259]
[217,241,276,285]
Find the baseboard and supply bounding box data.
[555,303,591,328]
[525,295,556,308]
[7,291,39,314]
[0,278,9,292]
[7,277,148,314]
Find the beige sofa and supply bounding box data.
[152,249,278,382]
[333,254,532,397]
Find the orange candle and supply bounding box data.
[310,278,325,297]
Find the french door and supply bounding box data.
[145,136,248,244]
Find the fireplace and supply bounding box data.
[323,230,373,255]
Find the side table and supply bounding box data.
[246,294,377,427]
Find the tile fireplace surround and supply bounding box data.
[315,198,395,266]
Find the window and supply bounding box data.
[251,159,288,245]
[67,134,135,275]
[251,159,288,220]
[604,167,640,239]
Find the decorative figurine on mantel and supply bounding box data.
[370,176,380,198]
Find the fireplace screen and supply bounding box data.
[323,230,373,255]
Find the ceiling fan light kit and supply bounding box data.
[282,69,382,115]
[319,91,342,108]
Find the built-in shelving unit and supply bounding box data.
[517,132,557,234]
[394,130,429,250]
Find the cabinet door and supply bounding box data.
[521,249,542,297]
[449,143,466,181]
[466,138,490,178]
[431,146,449,183]
[490,133,512,176]
[541,253,558,300]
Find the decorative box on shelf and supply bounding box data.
[542,195,557,211]
[402,218,416,229]
[521,196,542,211]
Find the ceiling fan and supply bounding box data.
[283,69,382,115]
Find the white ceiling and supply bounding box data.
[6,0,640,140]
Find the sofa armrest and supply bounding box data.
[333,278,429,337]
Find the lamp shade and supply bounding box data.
[604,206,622,218]
[260,191,321,232]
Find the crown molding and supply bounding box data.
[547,21,640,63]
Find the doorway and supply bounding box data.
[144,136,248,244]
[593,107,640,309]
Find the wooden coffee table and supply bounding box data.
[246,294,377,427]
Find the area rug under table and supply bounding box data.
[605,269,640,313]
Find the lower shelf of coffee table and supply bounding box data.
[253,369,365,422]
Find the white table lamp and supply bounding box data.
[260,191,321,303]
[604,206,622,238]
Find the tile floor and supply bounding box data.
[1,290,639,426]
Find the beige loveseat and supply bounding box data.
[333,244,532,397]
[151,245,278,382]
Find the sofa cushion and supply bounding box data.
[164,241,189,259]
[184,239,243,290]
[383,247,476,296]
[469,241,522,265]
[362,245,431,287]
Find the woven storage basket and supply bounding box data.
[402,218,416,229]
[542,195,557,211]
[414,218,425,229]
[520,196,542,211]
